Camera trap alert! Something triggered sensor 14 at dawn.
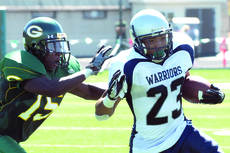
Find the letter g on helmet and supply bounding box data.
[26,25,43,38]
[23,17,69,56]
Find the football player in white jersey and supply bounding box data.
[95,9,225,153]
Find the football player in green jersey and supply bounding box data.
[0,17,113,153]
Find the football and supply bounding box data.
[182,75,211,103]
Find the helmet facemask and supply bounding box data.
[34,34,71,68]
[132,25,173,62]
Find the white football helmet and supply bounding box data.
[130,9,173,61]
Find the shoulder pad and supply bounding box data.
[0,50,46,82]
[172,32,194,50]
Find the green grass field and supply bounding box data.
[20,69,230,153]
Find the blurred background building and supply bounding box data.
[0,0,229,58]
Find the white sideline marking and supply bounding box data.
[21,144,127,148]
[23,128,230,149]
[199,128,230,132]
[88,82,230,89]
[38,126,230,137]
[199,128,230,136]
[221,146,230,149]
[20,144,230,149]
[38,127,130,130]
[50,114,131,117]
[38,126,230,133]
[213,83,230,89]
[187,115,230,119]
[88,82,108,89]
[50,114,229,118]
[183,105,230,108]
[38,126,228,131]
[213,131,230,136]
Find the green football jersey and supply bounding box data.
[0,50,81,143]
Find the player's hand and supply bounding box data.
[108,70,126,100]
[200,84,225,104]
[86,45,113,75]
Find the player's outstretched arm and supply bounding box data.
[24,46,113,98]
[95,70,126,121]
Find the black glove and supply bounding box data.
[108,70,126,100]
[86,45,113,75]
[200,84,225,104]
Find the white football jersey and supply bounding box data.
[108,32,195,153]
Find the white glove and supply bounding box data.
[86,45,113,75]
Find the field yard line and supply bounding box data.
[88,82,107,89]
[200,128,230,132]
[38,126,230,132]
[50,114,230,119]
[89,82,230,89]
[213,130,230,136]
[186,115,230,118]
[20,144,230,149]
[21,144,127,148]
[213,83,230,89]
[50,114,131,117]
[38,127,130,130]
[38,127,230,136]
[183,104,230,108]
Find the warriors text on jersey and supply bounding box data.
[0,50,81,143]
[108,32,194,153]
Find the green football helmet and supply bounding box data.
[23,17,70,68]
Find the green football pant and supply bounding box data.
[0,135,26,153]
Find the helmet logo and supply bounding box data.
[27,25,43,38]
